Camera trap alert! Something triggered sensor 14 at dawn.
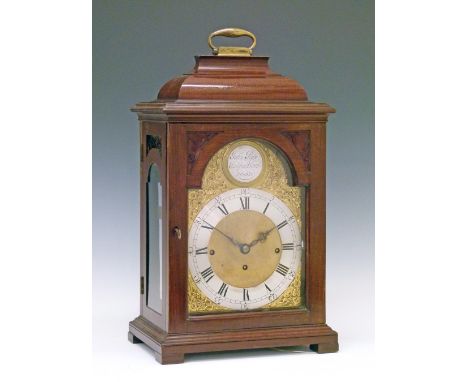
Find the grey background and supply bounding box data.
[93,0,374,358]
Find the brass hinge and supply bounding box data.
[140,276,144,295]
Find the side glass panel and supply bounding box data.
[147,164,163,313]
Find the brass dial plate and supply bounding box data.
[188,187,301,310]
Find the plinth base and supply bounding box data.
[129,316,338,364]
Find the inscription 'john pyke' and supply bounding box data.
[227,145,263,183]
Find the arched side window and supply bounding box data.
[147,163,163,313]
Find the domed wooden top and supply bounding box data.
[156,56,308,101]
[132,28,335,119]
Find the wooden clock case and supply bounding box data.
[128,54,338,364]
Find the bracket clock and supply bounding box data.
[128,28,338,364]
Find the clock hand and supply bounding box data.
[204,220,242,249]
[247,233,266,248]
[248,225,276,248]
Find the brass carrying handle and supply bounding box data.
[208,27,256,56]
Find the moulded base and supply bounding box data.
[128,316,338,364]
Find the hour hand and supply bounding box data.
[248,226,276,248]
[247,232,267,248]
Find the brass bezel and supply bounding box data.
[222,140,268,187]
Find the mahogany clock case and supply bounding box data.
[128,54,338,364]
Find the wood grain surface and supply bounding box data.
[129,54,338,364]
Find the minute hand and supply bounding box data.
[204,221,242,248]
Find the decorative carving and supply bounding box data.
[146,134,162,157]
[282,131,311,170]
[187,139,304,314]
[187,132,218,174]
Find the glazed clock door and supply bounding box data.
[141,123,167,330]
[167,122,326,333]
[186,132,307,321]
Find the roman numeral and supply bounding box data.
[217,204,229,215]
[200,267,214,282]
[276,220,288,230]
[218,282,229,297]
[201,220,214,230]
[282,243,294,250]
[262,202,270,214]
[276,263,289,276]
[240,196,250,210]
[265,284,272,292]
[243,288,250,301]
[195,247,208,255]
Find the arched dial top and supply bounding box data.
[188,187,302,310]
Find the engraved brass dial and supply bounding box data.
[188,187,301,311]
